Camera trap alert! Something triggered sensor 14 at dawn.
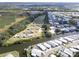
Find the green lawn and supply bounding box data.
[0,15,16,28]
[0,51,19,57]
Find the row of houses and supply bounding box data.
[58,45,79,57]
[31,34,79,57]
[51,12,79,17]
[48,12,79,34]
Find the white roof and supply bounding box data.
[31,53,36,57]
[71,35,79,39]
[67,37,75,41]
[60,51,69,57]
[27,34,33,37]
[72,45,79,49]
[71,45,79,49]
[64,37,74,41]
[50,26,55,29]
[60,28,69,31]
[69,48,79,52]
[37,44,47,51]
[76,46,79,49]
[47,41,56,47]
[54,40,62,45]
[59,37,67,43]
[31,48,44,57]
[67,36,76,40]
[64,48,73,57]
[70,26,76,29]
[43,43,51,49]
[50,54,56,57]
[50,41,59,46]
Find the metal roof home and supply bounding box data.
[31,48,45,57]
[71,35,79,40]
[47,41,58,47]
[43,43,51,49]
[37,44,47,51]
[60,51,69,57]
[59,37,68,43]
[54,40,62,45]
[67,36,77,40]
[75,46,79,49]
[63,48,74,57]
[69,48,79,52]
[49,41,59,46]
[69,26,76,31]
[64,37,74,42]
[72,46,79,51]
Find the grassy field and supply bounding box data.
[0,51,19,57]
[0,15,16,28]
[0,9,26,29]
[0,15,27,33]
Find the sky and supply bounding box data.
[0,0,79,2]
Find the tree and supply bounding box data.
[45,32,52,37]
[74,52,79,57]
[55,29,61,34]
[69,19,77,26]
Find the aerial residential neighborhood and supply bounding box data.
[0,2,79,57]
